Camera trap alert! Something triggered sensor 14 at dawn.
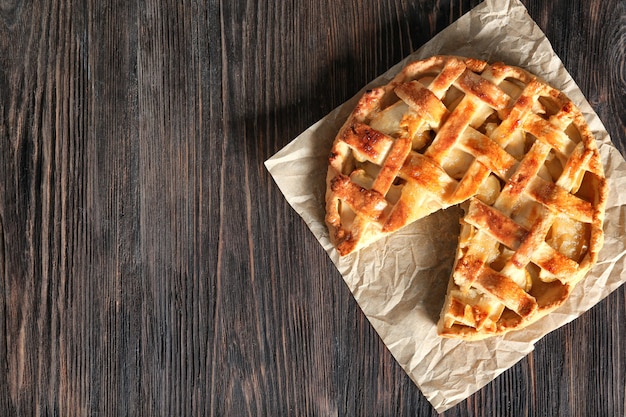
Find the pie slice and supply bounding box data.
[325,55,607,339]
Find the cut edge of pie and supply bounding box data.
[324,55,607,340]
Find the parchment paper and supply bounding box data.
[264,0,626,412]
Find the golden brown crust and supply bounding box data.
[324,55,607,339]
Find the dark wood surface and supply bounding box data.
[0,0,624,415]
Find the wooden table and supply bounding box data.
[1,0,623,415]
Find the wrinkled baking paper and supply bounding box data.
[264,0,626,412]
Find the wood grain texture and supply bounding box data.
[0,0,623,416]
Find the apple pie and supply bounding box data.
[325,55,607,339]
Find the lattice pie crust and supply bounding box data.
[325,56,606,339]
